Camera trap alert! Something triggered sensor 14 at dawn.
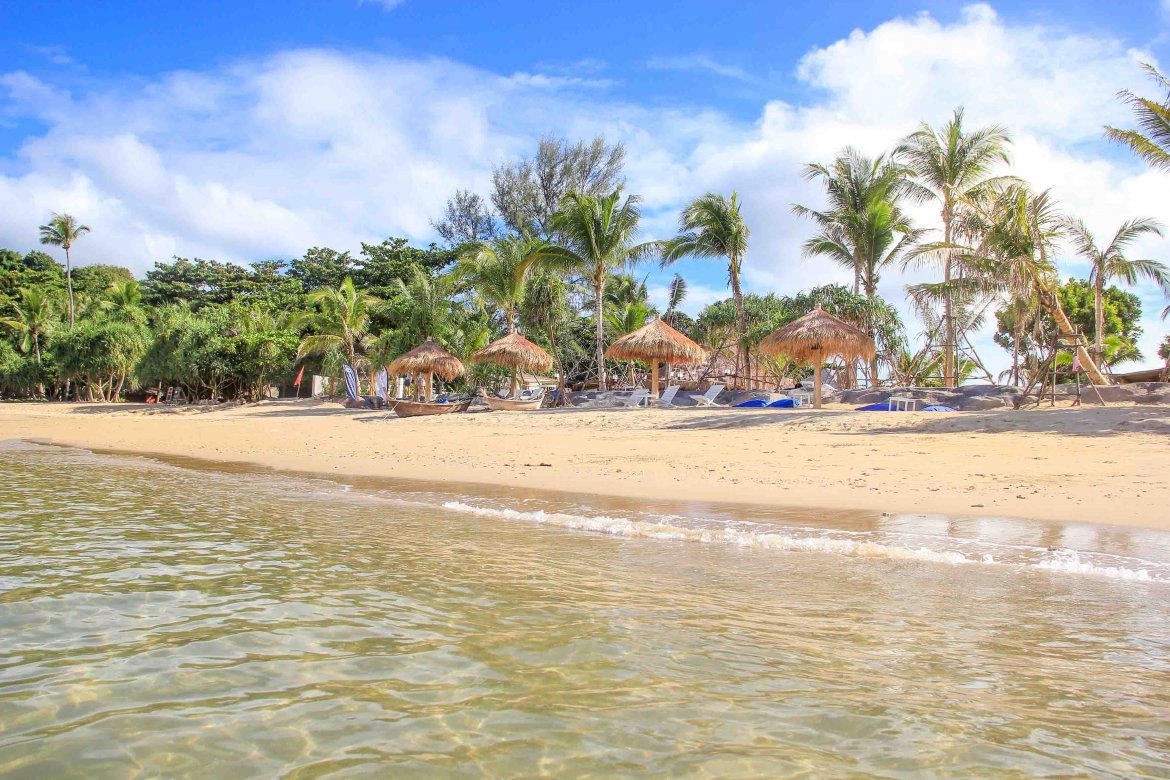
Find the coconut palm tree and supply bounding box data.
[544,188,656,390]
[793,150,924,384]
[659,192,750,386]
[455,234,548,334]
[664,273,687,326]
[105,279,146,323]
[954,184,1109,385]
[899,108,1012,386]
[38,212,91,329]
[295,276,383,372]
[1064,216,1168,361]
[521,270,573,405]
[2,287,55,366]
[1105,63,1170,171]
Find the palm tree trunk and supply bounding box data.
[1093,273,1105,361]
[547,322,571,407]
[730,266,747,390]
[942,213,955,388]
[65,245,75,329]
[594,278,607,391]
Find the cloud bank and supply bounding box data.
[1,3,1166,367]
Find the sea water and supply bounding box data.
[1,441,1168,776]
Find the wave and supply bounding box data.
[440,501,1168,584]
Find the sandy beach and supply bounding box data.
[3,399,1167,529]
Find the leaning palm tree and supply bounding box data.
[1105,62,1170,171]
[899,108,1012,386]
[295,276,383,372]
[544,188,656,390]
[1065,216,1168,361]
[38,212,91,329]
[455,233,548,334]
[659,192,750,386]
[964,185,1108,385]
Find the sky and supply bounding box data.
[2,0,1169,374]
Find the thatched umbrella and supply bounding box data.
[759,306,874,409]
[388,338,465,402]
[605,317,706,400]
[471,332,553,397]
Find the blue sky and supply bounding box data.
[2,1,1169,370]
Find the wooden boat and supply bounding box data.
[390,399,472,418]
[484,394,544,412]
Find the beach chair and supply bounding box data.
[646,385,680,407]
[687,384,725,407]
[617,389,651,407]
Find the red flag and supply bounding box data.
[293,365,305,387]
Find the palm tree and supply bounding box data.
[664,273,687,326]
[456,234,547,334]
[1065,216,1168,360]
[545,188,656,390]
[2,287,55,366]
[659,192,750,386]
[295,276,383,373]
[106,279,146,322]
[521,270,573,405]
[1105,63,1170,171]
[38,212,91,329]
[967,185,1109,385]
[899,108,1012,386]
[793,150,924,384]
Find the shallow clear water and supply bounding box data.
[1,441,1168,777]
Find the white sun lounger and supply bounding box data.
[617,389,651,407]
[646,385,680,408]
[687,384,725,407]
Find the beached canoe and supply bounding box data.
[390,399,472,418]
[484,395,544,412]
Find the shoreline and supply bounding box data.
[2,399,1168,531]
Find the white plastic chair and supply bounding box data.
[647,385,680,407]
[687,384,725,407]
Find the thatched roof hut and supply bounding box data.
[471,332,553,373]
[759,306,874,408]
[388,339,465,400]
[605,317,706,399]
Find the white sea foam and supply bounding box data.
[440,501,1169,583]
[1032,550,1155,582]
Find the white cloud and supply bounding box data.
[1,3,1167,371]
[646,54,758,83]
[358,0,405,11]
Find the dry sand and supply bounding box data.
[2,399,1168,529]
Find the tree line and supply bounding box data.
[4,67,1170,401]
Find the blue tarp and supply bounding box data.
[855,402,897,411]
[735,398,800,408]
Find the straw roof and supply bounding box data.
[388,338,466,380]
[759,306,875,362]
[605,317,706,365]
[471,332,553,372]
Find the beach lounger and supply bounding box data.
[646,385,680,408]
[687,384,725,407]
[617,389,651,407]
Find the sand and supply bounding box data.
[2,399,1168,529]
